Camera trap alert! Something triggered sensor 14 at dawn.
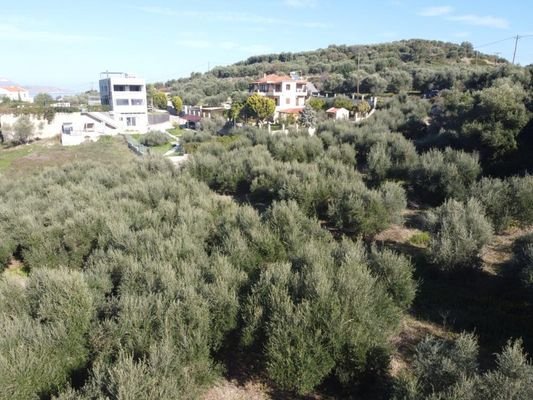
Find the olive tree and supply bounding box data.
[426,198,492,272]
[12,115,35,144]
[244,93,275,126]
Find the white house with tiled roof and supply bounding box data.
[326,107,350,120]
[250,72,308,114]
[0,86,32,102]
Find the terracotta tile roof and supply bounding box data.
[253,74,306,84]
[278,107,304,114]
[0,86,27,92]
[183,114,201,122]
[326,107,349,113]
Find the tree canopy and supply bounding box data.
[244,93,275,124]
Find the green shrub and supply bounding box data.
[0,151,416,397]
[409,148,481,205]
[327,181,390,235]
[268,134,324,163]
[242,235,408,394]
[0,268,93,400]
[408,231,430,247]
[414,333,479,394]
[325,143,357,166]
[477,339,533,399]
[367,142,392,182]
[509,175,533,228]
[368,246,417,309]
[471,175,533,232]
[470,177,513,232]
[427,198,493,272]
[394,335,533,400]
[327,180,405,236]
[380,181,407,225]
[512,233,533,291]
[139,131,169,146]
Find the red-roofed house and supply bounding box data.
[326,107,350,120]
[249,72,308,116]
[0,86,32,102]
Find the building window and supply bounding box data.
[113,85,126,91]
[285,84,290,91]
[129,85,142,92]
[131,99,144,106]
[285,98,290,105]
[116,99,129,106]
[126,117,136,127]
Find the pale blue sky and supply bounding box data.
[1,0,532,91]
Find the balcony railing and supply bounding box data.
[251,89,282,95]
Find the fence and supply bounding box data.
[148,112,170,125]
[125,135,148,156]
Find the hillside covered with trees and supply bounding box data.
[1,39,533,399]
[158,39,505,106]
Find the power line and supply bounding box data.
[512,34,533,64]
[474,34,533,65]
[475,36,515,49]
[356,50,360,97]
[512,35,519,64]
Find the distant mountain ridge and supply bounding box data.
[24,86,74,97]
[0,77,71,97]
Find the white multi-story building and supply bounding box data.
[0,86,32,102]
[99,72,148,130]
[249,72,308,113]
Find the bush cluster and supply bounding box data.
[187,135,406,236]
[393,334,533,400]
[0,158,416,398]
[139,131,169,146]
[512,233,533,291]
[471,175,533,232]
[426,199,492,272]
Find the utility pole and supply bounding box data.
[512,35,520,64]
[356,50,360,99]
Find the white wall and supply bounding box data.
[276,81,307,111]
[0,113,118,139]
[335,108,350,120]
[99,74,148,130]
[61,133,100,146]
[0,88,32,102]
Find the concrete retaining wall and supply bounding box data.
[0,113,102,139]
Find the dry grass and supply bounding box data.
[374,209,427,247]
[0,136,134,176]
[481,226,533,275]
[202,379,270,400]
[2,258,28,287]
[390,316,454,377]
[374,224,423,245]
